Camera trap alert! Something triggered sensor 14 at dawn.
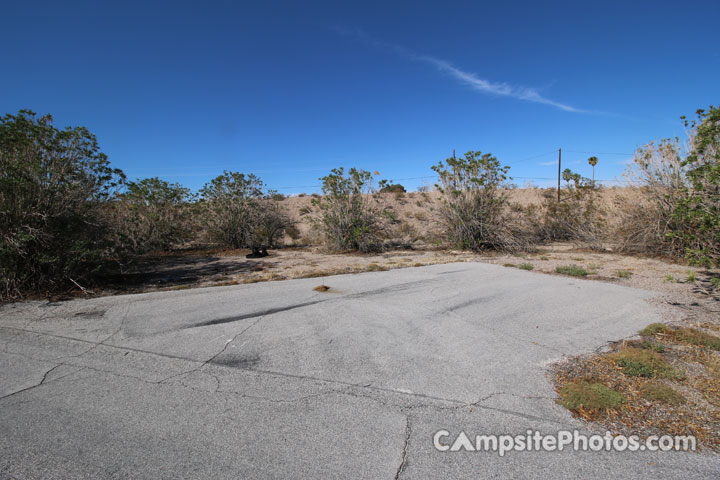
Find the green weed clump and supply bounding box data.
[559,380,625,411]
[611,348,681,379]
[555,264,588,277]
[640,382,686,406]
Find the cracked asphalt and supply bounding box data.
[1,262,718,479]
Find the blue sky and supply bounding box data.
[2,0,718,192]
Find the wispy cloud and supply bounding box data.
[334,26,589,113]
[539,161,557,166]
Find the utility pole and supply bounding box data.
[557,148,562,202]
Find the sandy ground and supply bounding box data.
[106,243,719,321]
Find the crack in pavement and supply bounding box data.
[394,414,411,480]
[0,324,568,425]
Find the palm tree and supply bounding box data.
[587,156,598,187]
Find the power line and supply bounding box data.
[505,150,558,165]
[564,150,634,156]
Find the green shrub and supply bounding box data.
[432,151,533,252]
[616,270,633,278]
[311,168,386,252]
[0,110,124,298]
[200,172,293,249]
[112,177,195,255]
[378,181,406,194]
[518,263,534,271]
[535,170,606,248]
[672,106,720,267]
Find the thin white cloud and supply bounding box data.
[539,161,557,166]
[335,26,589,113]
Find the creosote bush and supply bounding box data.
[532,170,606,248]
[111,177,196,255]
[0,110,124,298]
[200,171,293,250]
[432,151,533,252]
[311,168,386,252]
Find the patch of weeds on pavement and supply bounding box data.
[712,277,720,289]
[610,348,681,379]
[517,263,534,271]
[639,323,672,336]
[641,323,720,351]
[615,270,633,279]
[676,328,720,351]
[539,255,549,261]
[686,271,697,283]
[502,263,516,268]
[558,380,625,412]
[555,320,720,450]
[555,264,588,277]
[640,382,686,406]
[313,285,331,292]
[664,274,676,283]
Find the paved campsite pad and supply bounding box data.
[1,262,718,479]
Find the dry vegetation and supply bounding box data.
[554,321,720,450]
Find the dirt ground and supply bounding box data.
[104,242,720,309]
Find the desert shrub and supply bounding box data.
[200,171,293,249]
[536,170,606,248]
[432,151,533,252]
[0,110,124,298]
[253,198,294,247]
[378,181,406,194]
[673,106,720,266]
[616,106,719,265]
[111,177,195,255]
[311,168,386,252]
[285,224,301,241]
[614,138,689,257]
